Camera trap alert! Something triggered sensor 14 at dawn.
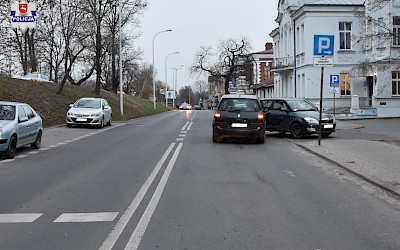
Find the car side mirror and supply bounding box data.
[69,104,73,108]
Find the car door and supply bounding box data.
[102,100,111,122]
[16,105,31,146]
[268,100,285,129]
[21,105,39,144]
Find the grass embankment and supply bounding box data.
[0,76,172,127]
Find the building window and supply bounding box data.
[392,71,400,95]
[393,17,400,46]
[340,73,351,95]
[264,65,271,80]
[339,22,352,50]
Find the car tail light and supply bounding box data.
[257,111,264,120]
[214,111,221,119]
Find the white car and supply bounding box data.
[66,98,112,128]
[13,73,54,83]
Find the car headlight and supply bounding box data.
[67,111,73,116]
[91,112,101,117]
[304,117,319,125]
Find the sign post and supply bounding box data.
[330,75,340,118]
[313,35,335,145]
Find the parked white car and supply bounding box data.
[0,101,43,159]
[66,98,112,128]
[13,72,53,83]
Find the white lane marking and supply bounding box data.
[181,122,189,131]
[54,212,118,223]
[178,134,186,137]
[28,151,40,155]
[57,142,66,146]
[186,122,193,131]
[176,138,184,142]
[0,213,42,223]
[124,143,183,250]
[48,145,58,148]
[100,143,176,250]
[0,159,14,163]
[180,131,187,134]
[283,170,296,177]
[39,148,50,151]
[15,155,28,159]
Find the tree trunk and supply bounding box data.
[95,24,102,95]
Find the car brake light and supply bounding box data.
[214,111,221,118]
[257,112,264,120]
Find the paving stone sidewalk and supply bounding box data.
[294,121,400,196]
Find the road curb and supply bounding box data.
[290,140,400,198]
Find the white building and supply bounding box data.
[271,0,400,117]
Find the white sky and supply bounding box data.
[134,0,278,91]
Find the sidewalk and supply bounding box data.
[293,121,400,196]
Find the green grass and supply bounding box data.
[0,76,172,127]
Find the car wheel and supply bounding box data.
[322,132,332,138]
[107,115,112,126]
[6,136,17,159]
[290,123,305,139]
[31,130,42,149]
[67,123,72,128]
[99,117,104,128]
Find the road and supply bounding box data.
[1,111,400,249]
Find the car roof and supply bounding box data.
[259,97,305,101]
[77,97,103,101]
[0,101,26,105]
[221,94,259,100]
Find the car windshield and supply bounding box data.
[74,99,101,109]
[219,98,260,112]
[0,104,16,120]
[286,100,318,111]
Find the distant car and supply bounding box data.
[13,72,53,83]
[66,98,112,128]
[212,94,265,143]
[193,104,201,110]
[179,102,192,110]
[260,98,336,139]
[0,102,43,159]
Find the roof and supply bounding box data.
[0,101,25,105]
[221,94,258,100]
[299,0,364,5]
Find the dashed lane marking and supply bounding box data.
[0,213,42,223]
[54,212,119,223]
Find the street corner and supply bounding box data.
[335,120,365,130]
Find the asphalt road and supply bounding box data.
[1,111,400,249]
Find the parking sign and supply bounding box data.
[314,35,335,56]
[330,75,340,87]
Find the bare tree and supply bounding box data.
[192,79,208,100]
[190,37,252,94]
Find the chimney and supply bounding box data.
[265,42,273,50]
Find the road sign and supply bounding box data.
[330,74,340,87]
[313,35,334,56]
[313,57,334,66]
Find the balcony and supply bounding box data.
[272,56,294,72]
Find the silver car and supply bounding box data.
[66,98,112,128]
[0,102,43,159]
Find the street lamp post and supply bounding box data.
[164,52,179,106]
[172,65,183,108]
[119,0,123,115]
[152,29,172,110]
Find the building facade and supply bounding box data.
[252,43,275,99]
[271,0,400,117]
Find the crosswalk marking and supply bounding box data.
[0,213,42,223]
[54,212,119,223]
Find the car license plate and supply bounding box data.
[76,118,87,122]
[231,123,247,128]
[324,124,334,129]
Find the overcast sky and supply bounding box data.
[134,0,279,91]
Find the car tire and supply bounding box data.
[99,117,104,128]
[107,115,112,126]
[322,132,332,138]
[67,123,72,128]
[212,133,221,143]
[290,123,305,139]
[31,130,42,149]
[6,136,17,159]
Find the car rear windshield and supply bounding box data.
[219,98,260,112]
[0,105,16,120]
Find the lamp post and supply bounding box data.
[164,52,179,106]
[152,29,172,110]
[172,65,183,108]
[119,0,123,115]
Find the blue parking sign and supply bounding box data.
[330,75,340,87]
[314,35,335,56]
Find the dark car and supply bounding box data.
[260,98,336,139]
[212,94,266,143]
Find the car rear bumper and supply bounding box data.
[213,123,265,138]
